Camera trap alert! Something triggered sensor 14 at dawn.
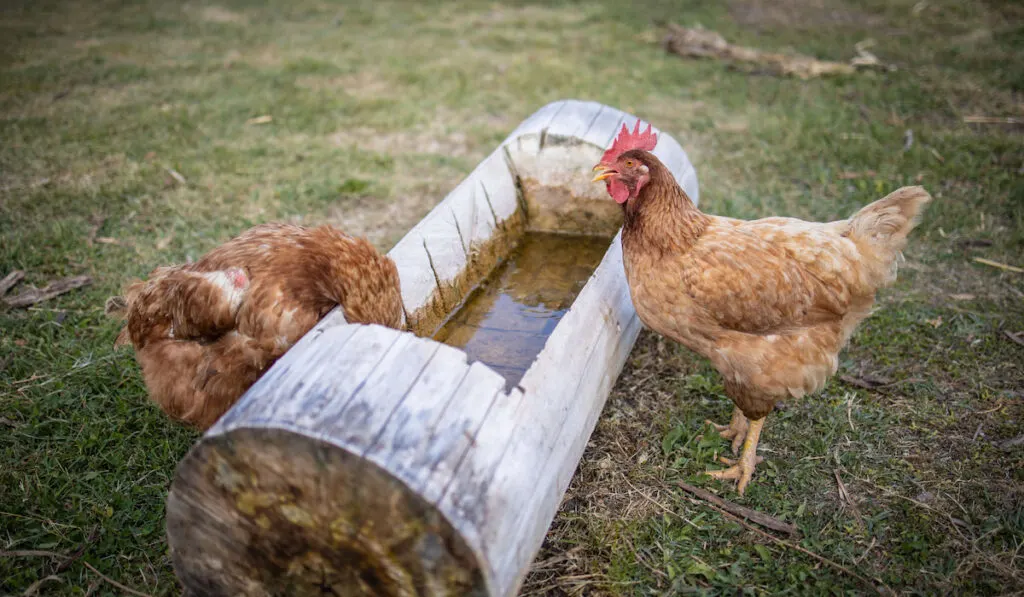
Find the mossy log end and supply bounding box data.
[168,428,484,597]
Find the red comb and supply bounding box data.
[601,120,658,163]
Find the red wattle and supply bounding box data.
[608,179,629,204]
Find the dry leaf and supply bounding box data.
[246,115,273,125]
[949,293,975,301]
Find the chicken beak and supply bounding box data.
[591,164,615,183]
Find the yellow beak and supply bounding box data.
[591,164,615,183]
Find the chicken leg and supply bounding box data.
[705,406,748,455]
[705,416,765,496]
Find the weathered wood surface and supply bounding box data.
[167,99,699,597]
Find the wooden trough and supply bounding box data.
[166,100,699,597]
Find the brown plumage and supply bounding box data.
[108,223,405,430]
[593,125,931,494]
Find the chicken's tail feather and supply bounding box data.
[848,185,932,251]
[847,185,932,287]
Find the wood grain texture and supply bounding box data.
[167,99,698,597]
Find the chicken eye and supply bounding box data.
[624,159,635,168]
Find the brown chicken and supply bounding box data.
[592,123,931,494]
[107,223,405,430]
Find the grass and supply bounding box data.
[1,0,1021,595]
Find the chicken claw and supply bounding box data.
[705,416,765,496]
[705,407,749,455]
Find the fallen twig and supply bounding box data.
[55,527,99,573]
[4,275,91,309]
[676,481,798,535]
[956,238,994,249]
[839,170,877,180]
[672,482,890,595]
[840,374,888,390]
[1003,331,1024,348]
[974,257,1023,274]
[165,168,187,186]
[22,574,63,596]
[963,115,1023,125]
[246,114,273,125]
[834,469,867,534]
[662,24,888,79]
[854,537,877,565]
[926,146,945,163]
[839,375,923,391]
[0,550,153,597]
[1,270,25,296]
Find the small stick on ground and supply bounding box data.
[676,481,798,535]
[55,526,100,573]
[973,257,1023,274]
[0,270,25,296]
[840,375,924,392]
[672,483,891,595]
[1003,331,1024,348]
[834,469,866,534]
[165,168,187,186]
[21,574,63,596]
[963,115,1024,125]
[4,275,91,309]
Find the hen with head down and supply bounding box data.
[108,223,405,430]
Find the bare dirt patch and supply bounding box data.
[296,70,399,99]
[329,127,473,158]
[194,5,248,25]
[438,4,593,30]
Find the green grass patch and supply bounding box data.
[2,0,1022,595]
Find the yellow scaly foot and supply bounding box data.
[705,416,765,496]
[705,407,748,455]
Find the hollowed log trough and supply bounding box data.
[166,100,699,597]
